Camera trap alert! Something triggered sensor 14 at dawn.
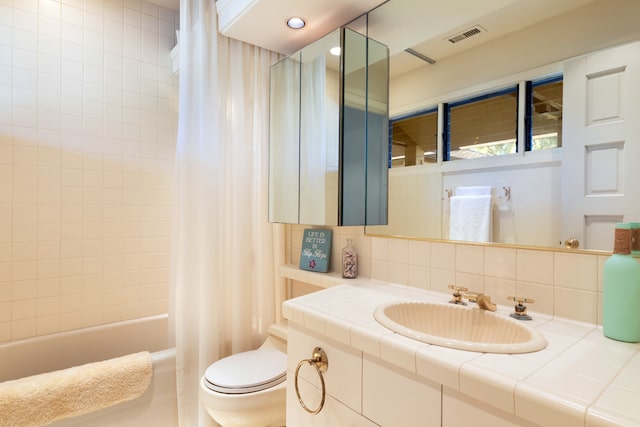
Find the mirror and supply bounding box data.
[363,0,640,251]
[269,54,300,224]
[298,29,340,226]
[341,28,389,225]
[269,27,389,226]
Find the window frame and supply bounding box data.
[388,74,563,168]
[387,106,438,167]
[525,75,564,152]
[445,85,520,161]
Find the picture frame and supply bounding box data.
[299,229,332,272]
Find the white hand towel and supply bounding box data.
[449,195,492,242]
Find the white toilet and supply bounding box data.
[199,324,288,427]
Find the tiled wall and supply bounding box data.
[0,0,178,342]
[288,225,608,325]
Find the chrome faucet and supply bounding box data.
[464,292,497,312]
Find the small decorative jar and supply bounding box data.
[341,239,358,279]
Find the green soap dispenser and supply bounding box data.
[603,223,640,342]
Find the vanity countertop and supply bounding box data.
[281,266,640,427]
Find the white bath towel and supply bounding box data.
[0,351,153,427]
[449,195,492,242]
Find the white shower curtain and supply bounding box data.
[171,1,282,425]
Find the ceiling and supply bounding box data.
[215,0,384,55]
[367,0,596,77]
[149,0,597,76]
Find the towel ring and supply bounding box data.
[294,347,329,415]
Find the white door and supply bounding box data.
[561,41,640,251]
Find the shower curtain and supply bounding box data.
[171,0,281,425]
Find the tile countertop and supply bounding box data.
[280,270,640,427]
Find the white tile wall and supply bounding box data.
[0,0,178,343]
[289,225,611,325]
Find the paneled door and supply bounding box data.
[561,41,640,251]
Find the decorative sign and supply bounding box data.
[299,229,332,272]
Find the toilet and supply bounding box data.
[199,324,288,427]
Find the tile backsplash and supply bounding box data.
[287,225,608,325]
[0,0,178,342]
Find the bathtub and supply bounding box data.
[0,314,178,427]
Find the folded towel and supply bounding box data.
[0,351,153,427]
[449,195,492,242]
[455,186,492,196]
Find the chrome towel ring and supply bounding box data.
[294,347,329,414]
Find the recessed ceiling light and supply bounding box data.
[286,17,306,29]
[330,46,341,56]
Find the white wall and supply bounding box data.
[0,0,179,342]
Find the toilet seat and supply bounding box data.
[204,348,287,394]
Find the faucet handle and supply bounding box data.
[448,284,468,305]
[507,296,535,320]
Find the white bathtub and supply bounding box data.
[0,315,178,427]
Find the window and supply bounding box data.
[527,76,563,150]
[446,86,518,161]
[389,108,437,167]
[388,75,563,168]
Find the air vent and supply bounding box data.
[447,25,486,44]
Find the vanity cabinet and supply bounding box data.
[286,325,373,426]
[269,27,389,226]
[443,388,537,427]
[286,325,536,427]
[362,354,441,426]
[283,272,639,426]
[286,325,441,426]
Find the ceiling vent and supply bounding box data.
[447,25,486,44]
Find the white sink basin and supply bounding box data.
[374,301,547,354]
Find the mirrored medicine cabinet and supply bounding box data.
[268,27,389,226]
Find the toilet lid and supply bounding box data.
[204,348,287,394]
